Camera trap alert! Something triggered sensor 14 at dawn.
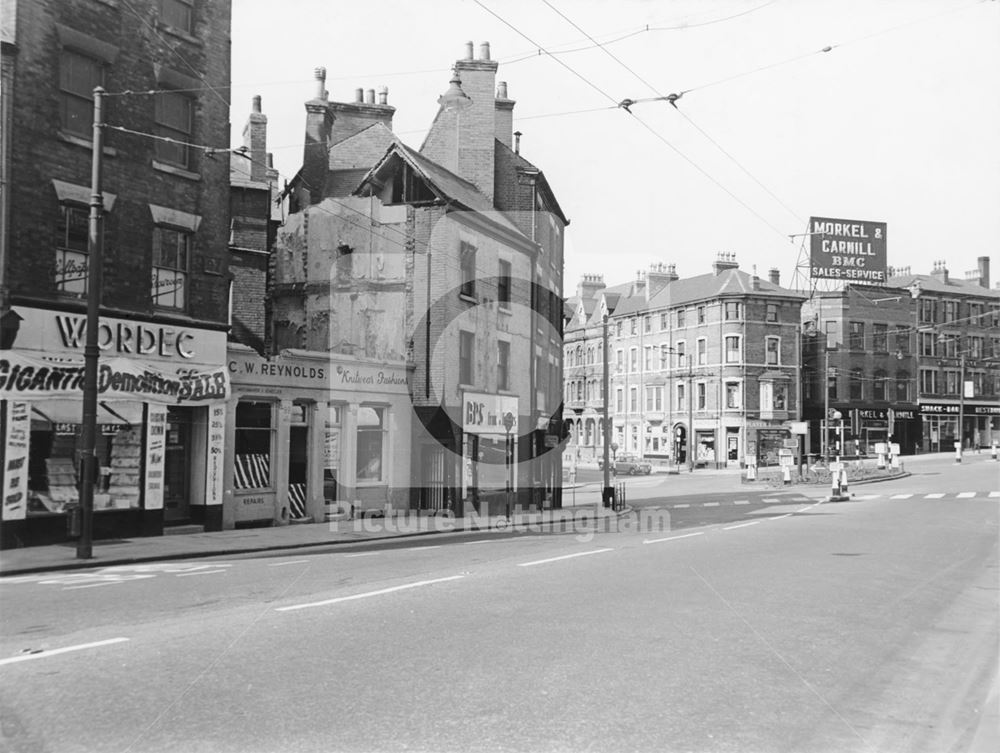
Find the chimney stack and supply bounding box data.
[646,262,678,301]
[768,267,780,287]
[712,251,739,275]
[241,95,268,183]
[421,42,499,202]
[576,273,606,300]
[495,80,516,149]
[328,84,395,146]
[302,67,334,204]
[931,260,949,284]
[978,255,990,289]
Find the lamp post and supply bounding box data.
[601,314,613,508]
[77,87,105,560]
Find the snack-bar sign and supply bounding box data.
[809,217,887,283]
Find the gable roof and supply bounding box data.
[354,143,527,240]
[493,140,569,225]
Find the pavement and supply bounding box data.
[0,492,629,577]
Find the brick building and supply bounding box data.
[888,258,1000,451]
[0,0,233,547]
[800,285,921,457]
[596,255,804,468]
[275,42,568,517]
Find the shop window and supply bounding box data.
[56,205,90,294]
[60,49,103,138]
[154,90,193,168]
[497,260,511,307]
[152,226,190,310]
[497,340,510,391]
[766,337,780,365]
[323,404,342,503]
[160,0,193,33]
[356,406,386,482]
[459,242,476,298]
[234,401,273,489]
[459,330,474,384]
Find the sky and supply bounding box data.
[230,0,1000,294]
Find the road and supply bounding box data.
[0,455,997,752]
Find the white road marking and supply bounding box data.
[990,491,1000,498]
[672,503,690,508]
[723,521,760,530]
[268,560,310,567]
[924,493,945,499]
[62,581,124,591]
[771,513,793,520]
[176,569,228,577]
[517,548,614,567]
[733,500,750,505]
[344,552,380,558]
[703,502,720,507]
[957,492,976,498]
[463,539,498,544]
[854,494,881,500]
[890,494,913,499]
[644,532,705,545]
[276,575,465,612]
[0,638,129,667]
[406,545,441,551]
[761,498,780,504]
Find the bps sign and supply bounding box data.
[809,217,887,282]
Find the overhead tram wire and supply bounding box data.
[474,0,793,243]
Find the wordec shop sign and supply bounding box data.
[809,217,888,282]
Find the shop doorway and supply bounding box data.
[163,407,191,523]
[288,403,310,520]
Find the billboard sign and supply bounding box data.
[809,217,887,282]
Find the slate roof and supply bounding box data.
[887,273,1000,299]
[645,268,806,310]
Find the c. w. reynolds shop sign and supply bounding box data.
[227,350,409,394]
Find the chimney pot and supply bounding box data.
[513,130,522,154]
[313,67,327,99]
[464,41,474,60]
[365,88,375,104]
[479,41,491,60]
[355,88,364,103]
[252,95,261,113]
[378,86,388,105]
[497,81,508,98]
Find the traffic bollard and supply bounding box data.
[839,467,849,497]
[992,442,998,461]
[954,440,962,464]
[782,465,791,485]
[830,468,840,499]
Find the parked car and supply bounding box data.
[598,454,652,475]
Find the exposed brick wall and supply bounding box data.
[6,0,232,327]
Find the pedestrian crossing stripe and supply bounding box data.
[991,491,1000,498]
[890,494,913,499]
[957,492,976,498]
[925,493,945,499]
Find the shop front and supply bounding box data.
[919,401,1000,452]
[461,392,519,516]
[0,306,228,548]
[225,346,411,527]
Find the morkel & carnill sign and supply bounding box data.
[809,216,888,282]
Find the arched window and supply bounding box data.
[873,370,887,401]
